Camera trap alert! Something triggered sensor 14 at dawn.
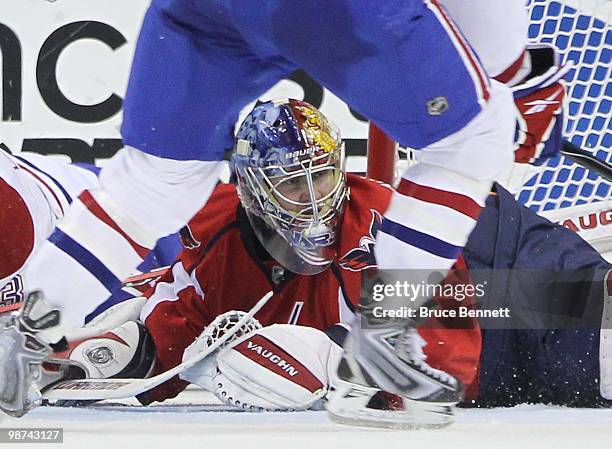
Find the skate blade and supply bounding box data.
[327,404,454,430]
[326,380,455,430]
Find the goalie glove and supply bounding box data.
[182,323,341,411]
[512,43,572,165]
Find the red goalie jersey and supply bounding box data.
[141,174,481,403]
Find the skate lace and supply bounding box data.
[401,329,456,386]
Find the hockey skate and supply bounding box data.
[326,270,463,429]
[0,291,65,417]
[326,320,462,429]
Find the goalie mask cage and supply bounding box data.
[366,0,611,214]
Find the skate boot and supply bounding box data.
[326,269,462,429]
[0,291,66,417]
[326,320,462,429]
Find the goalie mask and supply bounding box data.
[232,99,348,275]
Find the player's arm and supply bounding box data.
[136,259,216,404]
[46,260,217,405]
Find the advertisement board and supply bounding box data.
[0,0,370,169]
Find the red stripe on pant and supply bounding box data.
[495,51,527,85]
[397,178,482,220]
[79,190,149,259]
[429,0,490,102]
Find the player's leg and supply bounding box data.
[0,1,293,416]
[0,153,42,291]
[236,0,514,426]
[251,1,514,426]
[477,325,612,408]
[0,152,102,313]
[21,1,294,327]
[440,0,530,82]
[537,327,612,407]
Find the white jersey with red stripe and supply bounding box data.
[0,151,99,310]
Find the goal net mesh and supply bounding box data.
[516,0,610,212]
[387,0,610,214]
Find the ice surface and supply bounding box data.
[1,390,611,449]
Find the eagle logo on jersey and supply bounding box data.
[338,209,382,271]
[179,225,201,249]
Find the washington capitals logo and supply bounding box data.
[338,209,382,271]
[179,225,201,249]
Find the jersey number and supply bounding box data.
[0,275,24,310]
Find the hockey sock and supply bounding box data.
[375,82,515,273]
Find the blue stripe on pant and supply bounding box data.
[49,228,122,293]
